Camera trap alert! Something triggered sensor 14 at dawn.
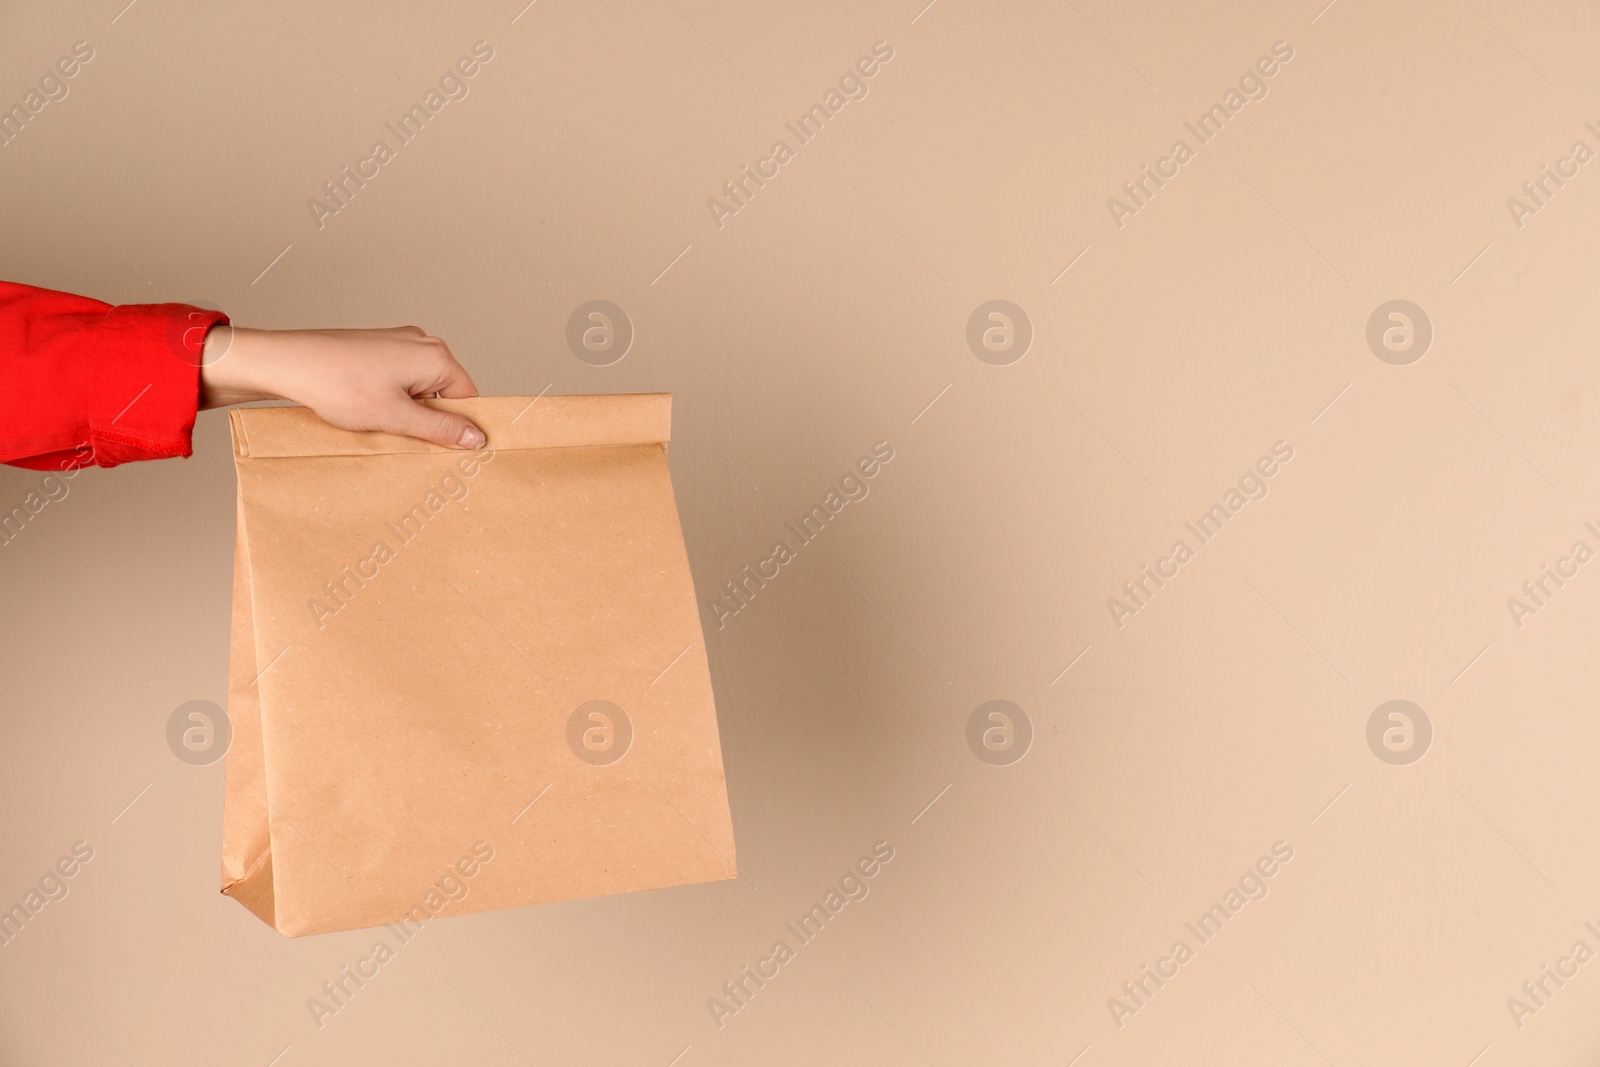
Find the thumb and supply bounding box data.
[379,398,486,450]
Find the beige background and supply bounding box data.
[2,0,1598,1063]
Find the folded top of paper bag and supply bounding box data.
[231,393,673,457]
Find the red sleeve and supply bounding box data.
[0,280,229,470]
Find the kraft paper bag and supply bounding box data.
[221,394,736,937]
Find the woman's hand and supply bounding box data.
[198,325,486,449]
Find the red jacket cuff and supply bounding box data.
[87,303,227,468]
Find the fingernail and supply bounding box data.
[459,426,485,449]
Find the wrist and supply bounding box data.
[200,326,276,409]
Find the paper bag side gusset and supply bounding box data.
[220,481,275,927]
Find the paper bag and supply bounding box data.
[221,394,736,937]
